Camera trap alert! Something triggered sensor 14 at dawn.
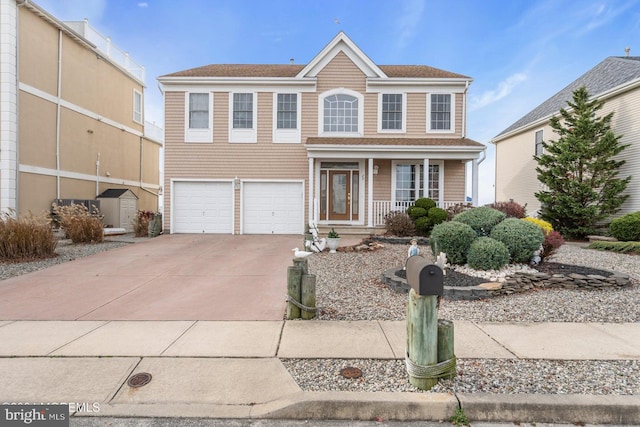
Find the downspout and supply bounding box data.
[139,136,143,189]
[56,29,62,198]
[95,152,100,196]
[462,80,469,138]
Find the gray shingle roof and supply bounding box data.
[494,56,640,139]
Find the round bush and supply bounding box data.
[467,237,510,271]
[453,206,506,236]
[430,221,476,265]
[523,217,553,234]
[414,198,436,210]
[427,207,447,225]
[406,206,427,220]
[414,216,432,234]
[490,218,544,263]
[610,212,640,242]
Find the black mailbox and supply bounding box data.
[405,255,444,296]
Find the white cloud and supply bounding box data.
[396,0,425,50]
[470,73,527,111]
[138,2,149,8]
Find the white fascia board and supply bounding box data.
[367,78,472,93]
[305,145,485,159]
[159,79,317,93]
[297,32,386,78]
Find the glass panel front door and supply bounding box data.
[329,171,350,221]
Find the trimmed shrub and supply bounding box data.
[523,217,553,235]
[542,230,565,258]
[489,200,527,218]
[414,216,432,235]
[490,218,544,263]
[414,197,437,210]
[53,203,104,244]
[467,237,510,271]
[427,207,447,225]
[133,210,155,237]
[610,212,640,242]
[0,210,57,260]
[430,221,476,265]
[445,202,473,220]
[406,206,427,220]
[453,206,506,237]
[384,211,416,237]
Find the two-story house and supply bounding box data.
[158,32,485,235]
[0,0,162,218]
[492,56,640,216]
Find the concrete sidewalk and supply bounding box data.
[1,320,639,424]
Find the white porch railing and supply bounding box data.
[372,200,468,226]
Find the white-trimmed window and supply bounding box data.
[273,93,301,143]
[185,92,213,143]
[379,93,405,132]
[534,129,544,156]
[318,88,363,136]
[133,89,143,124]
[392,161,443,207]
[230,92,257,143]
[428,93,454,132]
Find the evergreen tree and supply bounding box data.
[535,86,631,239]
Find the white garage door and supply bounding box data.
[242,182,303,234]
[173,181,233,233]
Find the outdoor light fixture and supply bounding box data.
[373,165,379,175]
[234,177,240,190]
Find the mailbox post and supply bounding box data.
[405,255,451,390]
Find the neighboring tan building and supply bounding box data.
[0,0,162,217]
[492,56,640,216]
[158,32,486,235]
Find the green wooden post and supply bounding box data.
[301,274,316,320]
[406,288,438,390]
[437,319,456,380]
[286,266,302,320]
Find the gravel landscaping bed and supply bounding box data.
[288,241,640,395]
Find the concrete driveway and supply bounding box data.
[0,234,302,321]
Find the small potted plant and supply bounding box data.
[326,228,341,253]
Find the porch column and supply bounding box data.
[308,158,314,224]
[423,158,430,200]
[367,158,374,227]
[472,159,479,206]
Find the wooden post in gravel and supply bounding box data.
[406,288,438,390]
[437,319,455,380]
[301,274,316,319]
[287,266,302,319]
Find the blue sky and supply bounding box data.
[34,0,640,204]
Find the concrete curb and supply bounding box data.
[458,393,640,425]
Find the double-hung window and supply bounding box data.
[133,89,143,124]
[185,92,212,143]
[428,93,453,132]
[380,93,404,131]
[534,130,544,156]
[273,93,300,143]
[230,92,257,143]
[393,161,442,208]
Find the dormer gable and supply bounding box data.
[297,32,387,79]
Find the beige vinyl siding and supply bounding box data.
[443,160,466,201]
[406,93,427,136]
[300,92,317,140]
[19,8,59,96]
[601,87,640,216]
[316,51,367,94]
[164,91,309,233]
[363,93,378,136]
[373,160,392,201]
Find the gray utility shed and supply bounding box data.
[97,189,138,232]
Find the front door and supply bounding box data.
[326,170,359,221]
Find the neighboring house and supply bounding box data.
[158,32,485,235]
[0,0,162,217]
[492,56,640,217]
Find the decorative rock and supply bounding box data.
[478,282,503,290]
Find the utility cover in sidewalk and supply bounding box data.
[340,366,362,379]
[127,372,152,388]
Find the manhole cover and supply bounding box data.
[340,366,362,379]
[127,372,152,388]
